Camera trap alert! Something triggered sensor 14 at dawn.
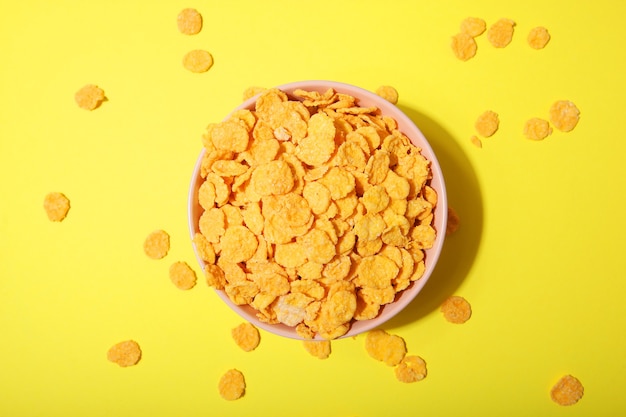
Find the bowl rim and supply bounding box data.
[187,80,447,340]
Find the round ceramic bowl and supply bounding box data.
[188,80,447,339]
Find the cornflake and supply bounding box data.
[375,86,399,104]
[197,87,439,339]
[177,8,202,35]
[487,18,516,48]
[218,369,246,400]
[550,375,584,406]
[451,33,477,61]
[143,230,170,260]
[470,135,482,148]
[231,322,260,352]
[303,340,331,359]
[441,295,472,323]
[460,17,486,37]
[395,355,427,383]
[243,86,267,101]
[75,84,105,110]
[523,117,552,140]
[549,100,580,132]
[107,340,141,367]
[169,261,197,290]
[527,26,550,50]
[475,110,499,137]
[183,50,214,73]
[364,329,407,366]
[43,192,70,222]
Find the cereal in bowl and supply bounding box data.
[195,87,440,339]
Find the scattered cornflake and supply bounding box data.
[75,84,105,110]
[451,32,477,61]
[364,329,407,366]
[198,87,439,339]
[177,8,202,35]
[549,100,580,132]
[303,339,332,359]
[218,369,246,401]
[394,355,427,383]
[43,192,70,222]
[231,322,260,352]
[487,18,516,48]
[107,340,141,367]
[523,117,552,140]
[446,207,460,235]
[169,261,197,290]
[243,86,267,101]
[475,110,499,137]
[470,135,482,148]
[550,375,584,406]
[441,295,472,324]
[460,17,486,37]
[375,85,399,104]
[527,26,551,49]
[182,49,214,73]
[143,230,170,259]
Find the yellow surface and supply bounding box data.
[1,1,625,416]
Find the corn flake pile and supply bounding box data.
[197,87,439,340]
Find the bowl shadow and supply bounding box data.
[385,105,484,329]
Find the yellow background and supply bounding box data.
[1,1,625,416]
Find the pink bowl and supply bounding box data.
[188,80,447,339]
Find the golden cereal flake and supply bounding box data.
[250,160,294,196]
[460,17,486,37]
[273,292,315,326]
[551,375,584,406]
[470,135,482,148]
[364,329,406,366]
[177,8,202,35]
[231,322,260,352]
[451,33,477,61]
[193,232,216,264]
[441,295,472,324]
[75,84,105,110]
[395,355,427,383]
[43,192,70,222]
[527,26,551,50]
[298,228,336,265]
[475,110,499,137]
[303,340,331,359]
[243,86,267,101]
[199,207,226,243]
[182,49,214,73]
[375,85,399,104]
[487,18,515,48]
[107,340,141,367]
[295,113,337,166]
[220,225,258,264]
[523,117,553,140]
[169,261,197,290]
[143,229,170,260]
[218,369,246,401]
[549,100,580,132]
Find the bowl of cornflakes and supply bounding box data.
[188,80,447,340]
